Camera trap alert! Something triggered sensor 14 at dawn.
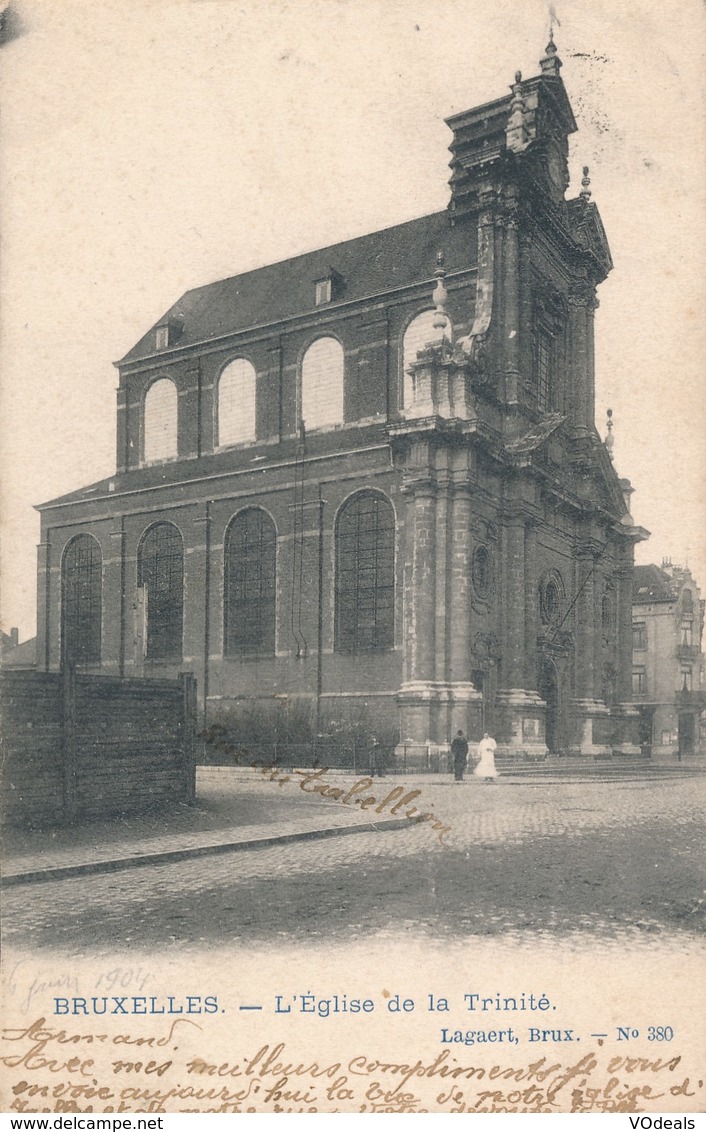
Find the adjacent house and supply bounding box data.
[632,561,705,756]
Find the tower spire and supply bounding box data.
[540,29,562,77]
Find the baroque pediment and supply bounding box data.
[568,199,613,282]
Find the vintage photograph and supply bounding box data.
[1,0,704,1115]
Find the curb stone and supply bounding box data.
[1,816,410,888]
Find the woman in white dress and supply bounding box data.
[474,733,498,783]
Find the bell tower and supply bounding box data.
[389,38,647,767]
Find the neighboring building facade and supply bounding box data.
[632,562,705,756]
[36,38,648,763]
[0,629,36,670]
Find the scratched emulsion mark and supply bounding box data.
[200,725,453,845]
[1,1017,703,1114]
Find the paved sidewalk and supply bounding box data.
[4,758,704,887]
[2,768,415,886]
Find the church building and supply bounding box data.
[36,37,648,763]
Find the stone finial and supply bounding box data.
[506,70,529,153]
[580,165,592,201]
[432,252,452,341]
[605,407,614,461]
[540,29,562,76]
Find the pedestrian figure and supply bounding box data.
[475,732,498,783]
[450,729,469,783]
[370,735,385,777]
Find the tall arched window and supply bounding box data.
[144,378,178,463]
[336,492,395,653]
[217,358,256,447]
[224,509,276,657]
[138,523,183,661]
[401,310,445,410]
[301,337,344,430]
[62,534,102,665]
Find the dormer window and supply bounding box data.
[314,268,344,307]
[315,278,332,305]
[155,318,183,351]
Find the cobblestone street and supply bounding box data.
[3,773,705,955]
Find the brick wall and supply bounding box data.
[1,669,196,827]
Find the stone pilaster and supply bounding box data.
[116,387,128,474]
[36,540,51,672]
[104,529,126,675]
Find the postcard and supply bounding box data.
[1,0,704,1117]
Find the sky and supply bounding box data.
[1,0,704,640]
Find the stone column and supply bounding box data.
[524,520,538,690]
[433,479,450,741]
[503,212,520,404]
[568,282,597,434]
[448,484,482,738]
[397,479,438,761]
[411,483,436,683]
[570,544,610,756]
[586,294,598,431]
[519,231,533,395]
[495,505,546,758]
[503,511,525,690]
[449,486,472,685]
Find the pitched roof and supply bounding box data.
[120,210,475,365]
[633,564,675,603]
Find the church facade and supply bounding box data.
[36,38,647,763]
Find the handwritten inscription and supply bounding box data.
[1,1020,702,1113]
[201,725,453,844]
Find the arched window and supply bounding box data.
[217,358,256,447]
[138,523,183,661]
[62,534,102,665]
[224,509,276,657]
[144,378,178,463]
[401,310,446,410]
[301,337,344,430]
[336,492,395,653]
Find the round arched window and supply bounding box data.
[471,545,491,600]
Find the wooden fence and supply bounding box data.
[1,668,196,827]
